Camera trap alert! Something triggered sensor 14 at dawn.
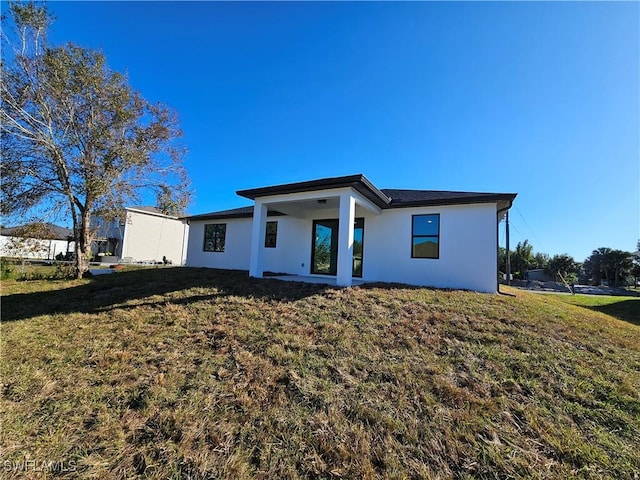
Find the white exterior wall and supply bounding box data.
[0,236,74,260]
[121,210,188,264]
[361,203,497,292]
[185,202,498,292]
[262,217,309,275]
[186,218,252,270]
[186,216,310,273]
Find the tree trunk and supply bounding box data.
[74,211,92,279]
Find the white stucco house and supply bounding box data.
[0,223,75,260]
[184,174,517,293]
[93,207,189,264]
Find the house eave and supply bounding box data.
[387,193,518,210]
[183,210,286,222]
[125,207,179,219]
[236,174,391,208]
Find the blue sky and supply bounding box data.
[40,1,640,261]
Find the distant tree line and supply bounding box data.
[499,239,640,287]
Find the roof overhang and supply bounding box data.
[496,195,517,212]
[386,193,518,210]
[237,174,391,209]
[186,175,517,220]
[125,207,179,219]
[183,208,285,222]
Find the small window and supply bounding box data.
[265,221,278,248]
[411,214,439,259]
[203,223,226,252]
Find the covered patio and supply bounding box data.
[238,175,390,287]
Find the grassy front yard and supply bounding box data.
[557,294,639,326]
[1,268,639,478]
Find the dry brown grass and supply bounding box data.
[1,267,639,479]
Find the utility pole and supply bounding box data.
[506,210,511,286]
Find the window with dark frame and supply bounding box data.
[411,214,440,259]
[265,221,278,248]
[203,223,226,252]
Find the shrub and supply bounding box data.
[0,260,15,280]
[15,263,76,281]
[54,262,76,279]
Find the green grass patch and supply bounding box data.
[557,294,640,326]
[1,269,639,479]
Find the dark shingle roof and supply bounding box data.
[0,223,73,240]
[185,175,517,220]
[126,206,179,218]
[382,189,516,208]
[128,206,164,214]
[184,206,285,221]
[237,174,391,208]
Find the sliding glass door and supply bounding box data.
[311,218,364,277]
[312,219,339,275]
[352,218,364,277]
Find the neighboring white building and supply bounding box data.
[0,223,75,260]
[184,174,516,293]
[94,207,189,264]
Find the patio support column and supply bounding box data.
[336,192,355,287]
[249,200,267,278]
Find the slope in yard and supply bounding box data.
[1,268,639,479]
[556,293,639,326]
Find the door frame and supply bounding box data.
[311,219,339,275]
[310,218,364,277]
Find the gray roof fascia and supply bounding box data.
[183,207,286,222]
[384,193,518,209]
[236,174,392,209]
[185,177,518,220]
[126,206,178,219]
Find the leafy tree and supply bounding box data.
[608,250,633,287]
[511,240,534,279]
[1,3,190,278]
[499,243,546,279]
[546,253,578,282]
[632,239,640,286]
[532,252,550,270]
[631,262,640,287]
[583,248,633,287]
[498,247,507,274]
[584,247,612,286]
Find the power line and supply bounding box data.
[499,218,523,245]
[510,221,523,237]
[499,217,524,246]
[514,205,546,252]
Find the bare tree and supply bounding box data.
[1,2,190,278]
